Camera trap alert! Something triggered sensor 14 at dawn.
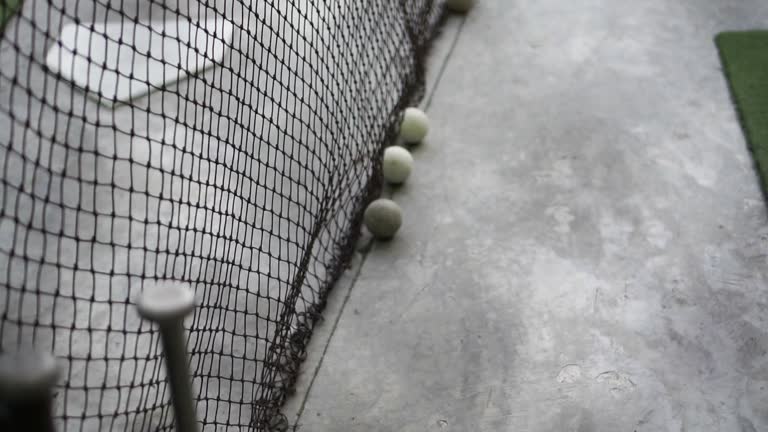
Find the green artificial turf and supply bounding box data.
[716,31,768,195]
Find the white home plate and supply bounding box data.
[45,18,234,104]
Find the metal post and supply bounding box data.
[0,350,60,432]
[137,281,199,432]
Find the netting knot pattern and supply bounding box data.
[0,0,445,430]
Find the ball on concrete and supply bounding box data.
[446,0,475,13]
[399,107,429,143]
[364,199,403,240]
[382,146,414,184]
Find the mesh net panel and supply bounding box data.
[0,0,445,430]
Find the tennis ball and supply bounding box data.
[446,0,475,13]
[382,146,414,184]
[400,107,429,143]
[364,199,403,240]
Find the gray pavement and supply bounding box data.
[286,1,768,431]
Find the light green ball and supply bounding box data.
[400,107,429,143]
[364,199,403,240]
[446,0,475,13]
[382,146,414,184]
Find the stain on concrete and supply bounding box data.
[595,371,636,398]
[557,364,583,384]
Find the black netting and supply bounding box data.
[0,0,444,430]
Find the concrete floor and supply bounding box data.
[284,1,768,431]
